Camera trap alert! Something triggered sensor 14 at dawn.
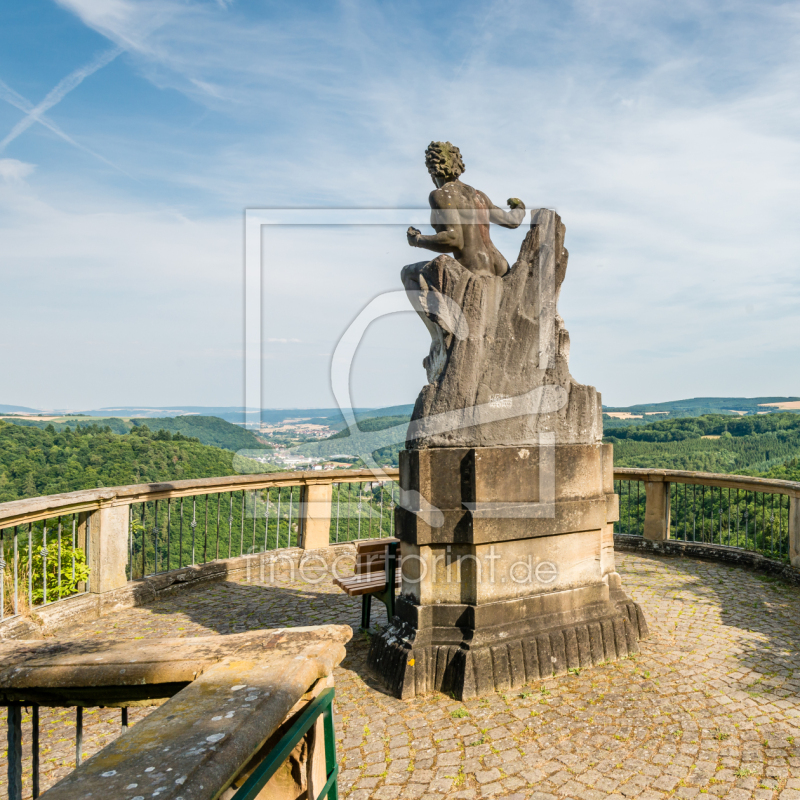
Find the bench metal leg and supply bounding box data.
[371,541,397,625]
[360,594,372,631]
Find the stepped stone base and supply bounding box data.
[367,441,648,699]
[368,595,648,700]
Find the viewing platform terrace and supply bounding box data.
[2,467,800,799]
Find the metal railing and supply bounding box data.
[230,687,338,800]
[127,478,399,580]
[330,481,397,543]
[0,469,401,625]
[614,478,646,537]
[667,482,791,557]
[614,468,800,563]
[1,515,90,622]
[3,464,798,631]
[5,704,130,799]
[127,487,304,580]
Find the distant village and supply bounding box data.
[256,419,355,470]
[259,420,335,439]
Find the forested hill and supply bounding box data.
[604,397,800,415]
[0,422,271,503]
[325,415,410,439]
[4,415,263,452]
[606,412,800,442]
[607,413,800,473]
[129,416,262,451]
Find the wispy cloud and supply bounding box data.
[0,158,35,183]
[0,46,123,152]
[0,77,129,174]
[3,0,799,407]
[53,0,160,55]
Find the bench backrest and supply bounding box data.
[355,537,400,577]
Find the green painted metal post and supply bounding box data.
[232,687,339,800]
[322,697,338,800]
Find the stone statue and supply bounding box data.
[367,142,648,700]
[405,141,526,277]
[399,141,600,447]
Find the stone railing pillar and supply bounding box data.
[643,478,670,541]
[87,503,130,593]
[790,496,800,568]
[300,483,333,550]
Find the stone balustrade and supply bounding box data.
[3,465,800,641]
[0,469,400,640]
[614,467,800,570]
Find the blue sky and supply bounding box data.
[0,0,798,410]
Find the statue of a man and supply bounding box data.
[406,141,526,277]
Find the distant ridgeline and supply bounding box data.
[325,415,411,441]
[606,412,800,476]
[297,404,800,476]
[2,415,263,452]
[3,398,800,500]
[603,396,800,431]
[0,421,276,503]
[284,400,800,473]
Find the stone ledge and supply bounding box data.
[0,542,358,641]
[614,533,800,584]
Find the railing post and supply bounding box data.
[76,511,89,593]
[299,483,333,550]
[790,495,800,568]
[88,503,131,593]
[643,478,670,541]
[7,703,22,800]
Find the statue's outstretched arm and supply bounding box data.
[407,206,463,252]
[483,192,526,229]
[407,226,463,253]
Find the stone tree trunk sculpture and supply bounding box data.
[367,142,648,700]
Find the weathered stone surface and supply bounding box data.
[0,627,349,702]
[388,171,641,692]
[88,504,129,594]
[403,210,601,449]
[397,443,612,545]
[368,609,642,700]
[643,480,671,541]
[15,625,351,800]
[380,187,645,698]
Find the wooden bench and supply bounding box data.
[333,537,401,630]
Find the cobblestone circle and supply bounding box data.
[5,551,800,799]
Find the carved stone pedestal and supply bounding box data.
[367,444,648,699]
[368,201,648,698]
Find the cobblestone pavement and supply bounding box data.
[5,552,800,799]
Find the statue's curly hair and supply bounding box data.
[424,141,465,181]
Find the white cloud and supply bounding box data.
[53,0,162,54]
[0,176,244,407]
[0,158,35,183]
[7,0,800,407]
